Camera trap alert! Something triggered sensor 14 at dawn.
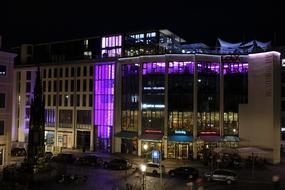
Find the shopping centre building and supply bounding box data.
[11,29,281,164]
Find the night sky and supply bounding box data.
[0,1,283,48]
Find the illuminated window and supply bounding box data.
[282,59,285,67]
[0,65,6,76]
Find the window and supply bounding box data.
[59,68,63,77]
[0,120,4,135]
[59,80,62,91]
[83,79,86,91]
[25,107,30,119]
[48,81,51,92]
[48,95,51,106]
[26,71,31,80]
[76,95,80,106]
[83,66,87,76]
[54,68,57,78]
[43,69,46,78]
[89,94,93,107]
[48,69,52,78]
[64,95,69,106]
[65,80,68,92]
[65,68,69,77]
[0,65,6,76]
[59,110,73,128]
[71,80,74,91]
[77,110,91,125]
[53,81,57,91]
[89,79,93,91]
[77,67,81,77]
[82,94,86,107]
[53,95,56,106]
[26,82,31,93]
[71,67,75,77]
[77,80,80,91]
[89,66,93,76]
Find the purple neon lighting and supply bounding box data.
[168,61,194,74]
[223,63,248,74]
[142,62,165,75]
[94,63,115,139]
[197,62,220,73]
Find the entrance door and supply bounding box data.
[63,135,68,148]
[178,144,188,159]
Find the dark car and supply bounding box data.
[45,151,53,160]
[51,153,77,164]
[75,155,103,167]
[168,167,199,179]
[104,158,132,170]
[204,169,237,184]
[11,148,27,157]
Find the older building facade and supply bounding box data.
[0,50,16,169]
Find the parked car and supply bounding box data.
[168,167,199,179]
[45,151,53,160]
[104,158,132,170]
[75,155,103,167]
[146,162,165,176]
[11,148,27,157]
[51,153,77,164]
[204,169,237,184]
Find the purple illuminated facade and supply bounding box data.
[94,62,115,151]
[168,61,194,74]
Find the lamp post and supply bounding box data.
[141,164,147,190]
[143,144,148,162]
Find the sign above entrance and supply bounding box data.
[175,130,187,135]
[145,129,162,133]
[200,131,218,135]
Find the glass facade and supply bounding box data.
[94,63,115,152]
[197,61,220,135]
[121,64,139,132]
[223,61,248,137]
[142,62,165,134]
[168,61,194,135]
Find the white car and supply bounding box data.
[145,162,165,176]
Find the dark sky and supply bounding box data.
[0,0,283,48]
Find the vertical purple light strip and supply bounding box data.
[94,62,115,139]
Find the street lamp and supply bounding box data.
[141,164,147,190]
[143,144,148,162]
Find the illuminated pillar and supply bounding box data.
[219,57,224,146]
[164,59,168,159]
[138,60,143,156]
[193,55,198,160]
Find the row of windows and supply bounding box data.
[43,79,93,92]
[0,120,4,135]
[42,66,93,78]
[43,94,93,107]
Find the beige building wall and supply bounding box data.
[239,51,281,164]
[0,50,16,169]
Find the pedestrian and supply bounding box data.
[187,175,195,190]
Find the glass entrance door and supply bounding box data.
[177,144,188,159]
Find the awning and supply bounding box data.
[114,131,138,139]
[139,133,163,141]
[168,135,193,142]
[223,136,240,142]
[198,135,222,142]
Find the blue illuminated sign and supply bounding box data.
[175,130,186,135]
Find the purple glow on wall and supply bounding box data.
[168,61,194,74]
[94,63,115,139]
[223,63,248,74]
[142,62,165,75]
